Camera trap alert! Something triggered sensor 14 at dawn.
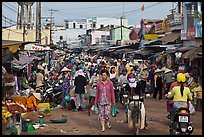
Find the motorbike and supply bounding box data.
[169,107,194,135]
[119,83,129,106]
[40,80,63,105]
[127,95,146,135]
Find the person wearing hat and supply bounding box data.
[167,73,193,120]
[26,92,41,112]
[118,58,127,75]
[74,69,87,111]
[126,62,134,74]
[139,65,149,96]
[36,65,44,89]
[58,67,72,109]
[164,68,173,96]
[153,69,163,102]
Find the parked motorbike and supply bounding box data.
[169,107,194,135]
[40,80,63,105]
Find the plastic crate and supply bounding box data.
[38,103,50,112]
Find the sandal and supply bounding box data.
[101,127,105,132]
[107,123,112,129]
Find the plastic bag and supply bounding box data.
[93,105,98,115]
[111,106,117,117]
[65,94,70,103]
[189,101,196,115]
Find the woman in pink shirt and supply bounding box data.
[95,69,115,132]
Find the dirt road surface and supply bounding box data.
[22,97,202,135]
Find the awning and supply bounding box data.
[11,54,34,70]
[2,40,34,53]
[24,43,51,51]
[175,46,193,53]
[128,49,154,56]
[159,31,180,45]
[182,47,202,60]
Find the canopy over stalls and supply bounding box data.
[11,53,34,71]
[2,40,34,53]
[182,47,202,60]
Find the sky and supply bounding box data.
[2,2,174,27]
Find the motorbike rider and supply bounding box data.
[167,73,193,121]
[125,72,147,129]
[118,69,128,103]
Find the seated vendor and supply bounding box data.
[26,93,41,112]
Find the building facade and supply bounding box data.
[64,17,128,30]
[181,2,202,47]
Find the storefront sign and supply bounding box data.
[144,34,158,40]
[24,44,50,51]
[181,27,196,40]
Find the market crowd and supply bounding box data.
[2,50,202,133]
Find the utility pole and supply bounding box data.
[49,9,59,45]
[120,16,123,41]
[23,20,26,41]
[36,2,41,44]
[48,9,58,71]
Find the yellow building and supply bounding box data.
[2,29,50,45]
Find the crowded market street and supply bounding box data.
[2,2,202,135]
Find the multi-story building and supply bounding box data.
[64,17,128,30]
[53,17,129,46]
[181,2,202,47]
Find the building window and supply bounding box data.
[73,23,76,29]
[100,24,104,28]
[93,23,96,28]
[80,25,83,29]
[65,23,69,29]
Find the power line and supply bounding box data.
[3,2,18,13]
[2,15,18,23]
[58,3,134,11]
[55,2,164,26]
[6,2,18,11]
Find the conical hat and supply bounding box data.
[143,65,148,69]
[129,62,134,66]
[61,67,70,72]
[194,86,202,92]
[155,68,162,73]
[165,69,172,73]
[161,67,167,72]
[33,93,41,100]
[184,73,190,78]
[36,83,44,88]
[38,65,44,70]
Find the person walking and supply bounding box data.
[118,59,127,75]
[36,65,44,89]
[95,69,115,132]
[148,64,156,95]
[74,69,87,111]
[164,68,174,96]
[139,65,149,96]
[58,67,72,109]
[153,68,163,102]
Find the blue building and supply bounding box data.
[181,2,202,47]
